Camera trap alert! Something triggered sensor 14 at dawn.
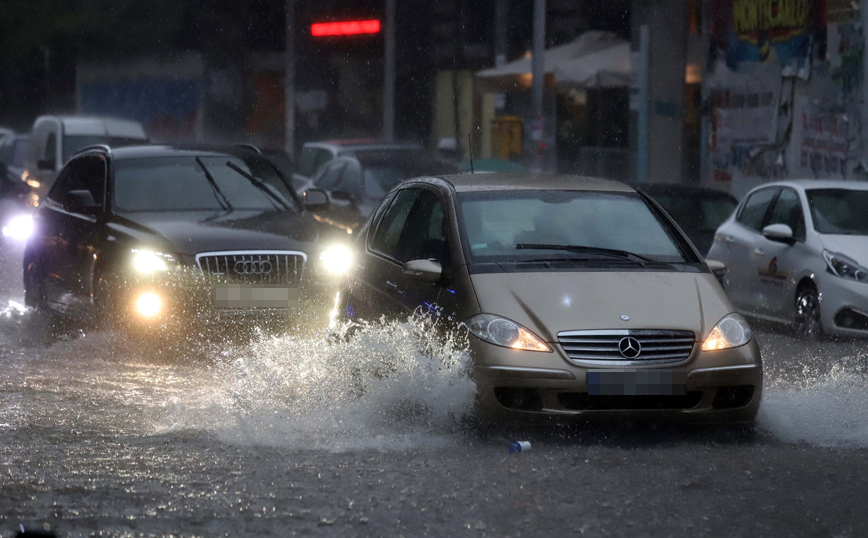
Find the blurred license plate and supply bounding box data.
[214,285,299,308]
[587,370,687,396]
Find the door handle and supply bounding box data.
[754,248,764,255]
[385,281,398,292]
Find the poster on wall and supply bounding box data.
[798,102,858,178]
[710,0,827,75]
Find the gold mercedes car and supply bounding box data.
[329,173,762,423]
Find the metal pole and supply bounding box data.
[531,0,546,172]
[284,0,296,157]
[495,0,507,67]
[637,24,649,184]
[384,0,396,142]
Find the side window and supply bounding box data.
[335,162,363,197]
[370,188,420,259]
[737,188,779,231]
[51,156,106,208]
[297,148,318,177]
[316,162,345,190]
[314,150,333,171]
[44,132,57,164]
[397,190,450,264]
[767,188,806,241]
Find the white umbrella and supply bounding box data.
[554,42,631,89]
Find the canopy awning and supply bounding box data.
[554,42,631,89]
[476,31,627,91]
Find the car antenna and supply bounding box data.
[468,132,474,174]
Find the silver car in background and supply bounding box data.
[708,180,868,338]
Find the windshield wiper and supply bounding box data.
[195,157,233,211]
[515,243,651,265]
[225,161,291,211]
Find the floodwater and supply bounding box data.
[1,243,867,536]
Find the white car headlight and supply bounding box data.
[702,313,753,351]
[319,244,353,275]
[2,214,34,243]
[823,251,868,283]
[131,249,177,274]
[465,313,552,352]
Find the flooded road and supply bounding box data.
[1,245,867,537]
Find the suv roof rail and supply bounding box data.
[233,143,263,155]
[72,144,112,157]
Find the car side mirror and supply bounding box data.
[402,259,442,283]
[762,223,795,244]
[64,190,100,214]
[303,188,329,211]
[37,159,55,171]
[705,258,727,287]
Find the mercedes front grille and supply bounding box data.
[557,329,696,365]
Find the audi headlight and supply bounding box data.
[823,251,868,283]
[2,213,34,243]
[465,314,552,352]
[319,244,353,276]
[702,313,752,351]
[131,249,177,274]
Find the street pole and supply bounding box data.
[384,0,396,142]
[284,0,296,157]
[495,0,507,67]
[531,0,546,172]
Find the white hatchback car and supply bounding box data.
[708,180,868,338]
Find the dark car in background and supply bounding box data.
[635,184,738,256]
[292,139,427,187]
[296,150,459,235]
[23,144,342,331]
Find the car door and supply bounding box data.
[718,187,779,313]
[353,187,422,322]
[753,187,808,319]
[40,155,107,310]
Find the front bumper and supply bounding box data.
[471,337,762,423]
[818,273,868,336]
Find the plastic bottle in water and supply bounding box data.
[508,441,531,454]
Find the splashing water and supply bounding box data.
[152,317,478,451]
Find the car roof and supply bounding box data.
[435,173,637,193]
[755,179,868,192]
[96,144,265,160]
[304,139,423,152]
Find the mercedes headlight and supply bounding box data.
[823,251,868,283]
[131,249,178,274]
[465,314,552,352]
[702,313,752,351]
[2,213,34,243]
[319,244,353,276]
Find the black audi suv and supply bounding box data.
[22,144,346,332]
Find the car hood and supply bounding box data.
[111,209,322,256]
[817,234,868,267]
[468,270,733,342]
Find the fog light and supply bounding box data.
[135,292,163,318]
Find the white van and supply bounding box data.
[24,116,148,196]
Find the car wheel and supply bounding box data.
[793,285,822,339]
[23,263,46,310]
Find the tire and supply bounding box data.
[23,262,46,310]
[793,284,822,339]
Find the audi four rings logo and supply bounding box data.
[618,336,642,359]
[234,260,273,275]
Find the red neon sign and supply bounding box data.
[311,19,381,37]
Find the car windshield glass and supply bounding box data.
[359,152,458,199]
[113,156,297,212]
[458,190,690,264]
[807,189,868,235]
[652,192,737,232]
[62,135,146,162]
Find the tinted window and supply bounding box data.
[297,148,327,177]
[52,156,106,207]
[652,193,737,232]
[458,190,689,263]
[336,163,364,197]
[45,132,57,162]
[315,162,345,190]
[396,190,450,264]
[767,189,806,241]
[807,189,868,236]
[370,188,420,259]
[113,156,295,212]
[737,188,779,231]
